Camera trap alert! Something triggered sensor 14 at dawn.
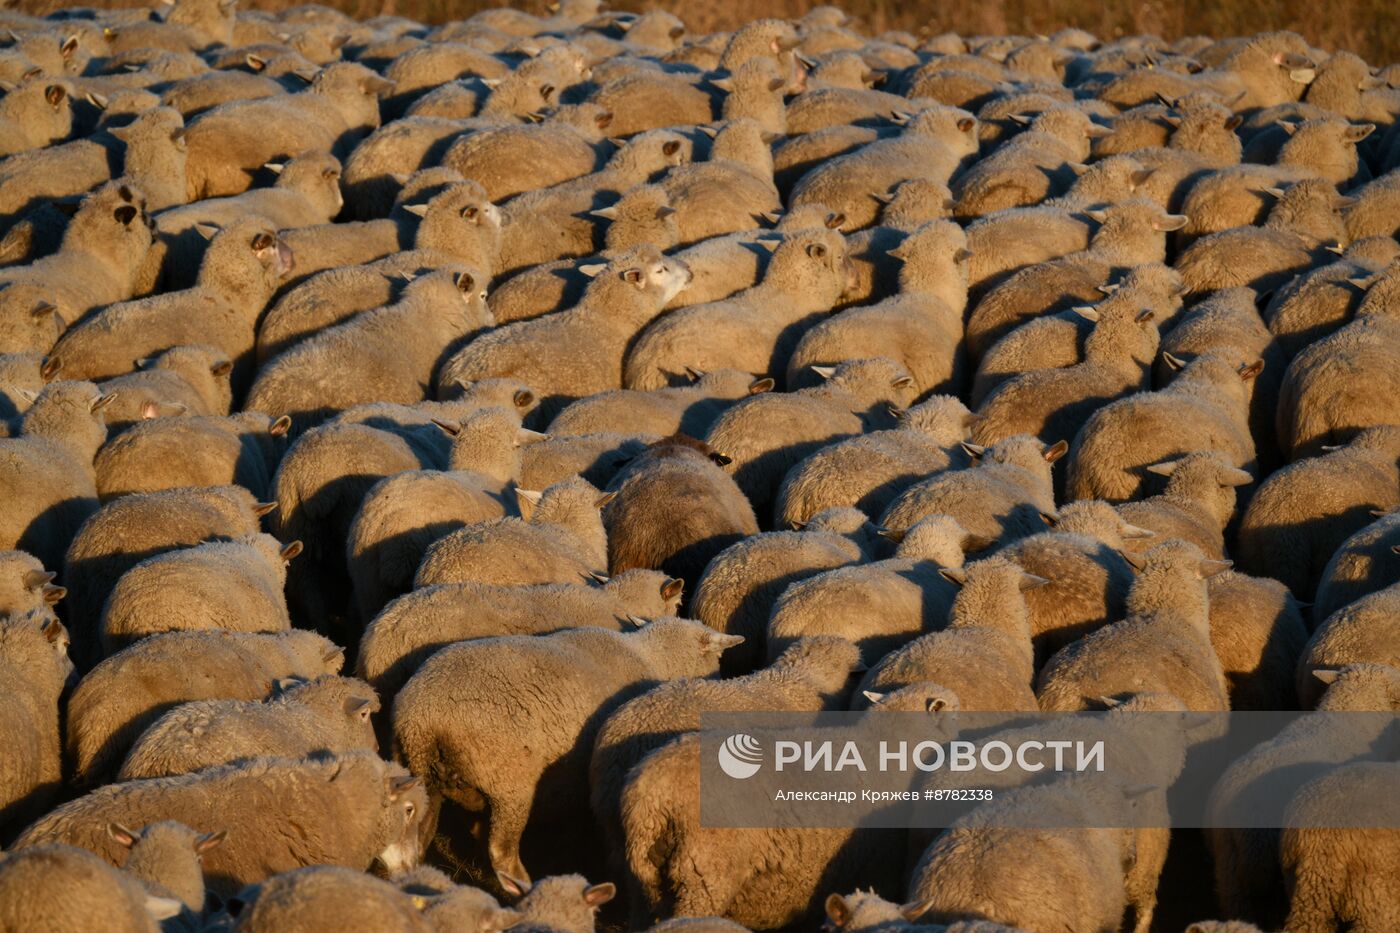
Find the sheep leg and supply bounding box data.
[1285,859,1340,933]
[486,794,532,885]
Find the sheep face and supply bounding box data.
[375,773,427,874]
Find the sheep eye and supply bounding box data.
[404,803,416,819]
[462,206,478,220]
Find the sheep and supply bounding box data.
[278,173,501,289]
[1175,178,1350,297]
[0,607,70,838]
[1206,569,1309,710]
[438,247,690,424]
[496,129,691,275]
[148,150,344,289]
[549,369,769,440]
[785,220,970,395]
[1298,582,1400,706]
[1281,759,1400,933]
[783,82,908,134]
[823,891,1032,932]
[623,228,851,391]
[0,183,153,334]
[0,380,108,574]
[393,619,741,883]
[98,532,299,655]
[1179,119,1373,239]
[971,302,1160,460]
[158,66,288,119]
[602,435,759,594]
[952,107,1109,217]
[0,283,65,354]
[181,61,392,199]
[1206,663,1400,928]
[766,514,980,662]
[776,395,975,527]
[692,508,874,674]
[500,872,617,933]
[1115,451,1253,560]
[618,724,919,929]
[107,820,223,921]
[94,410,290,501]
[1065,349,1261,503]
[1313,509,1400,622]
[356,569,681,700]
[589,635,861,860]
[344,408,539,623]
[1343,169,1400,240]
[961,155,1157,297]
[94,344,233,431]
[705,357,917,517]
[878,435,1064,543]
[0,550,64,616]
[1238,425,1400,602]
[65,628,342,788]
[906,776,1152,933]
[62,484,272,671]
[971,263,1184,407]
[0,107,185,220]
[1038,540,1232,710]
[439,104,612,202]
[255,264,406,364]
[657,119,781,246]
[1265,238,1400,360]
[789,106,981,229]
[0,79,74,157]
[49,215,289,386]
[414,475,611,588]
[1156,286,1287,470]
[519,431,656,492]
[0,843,171,932]
[854,553,1042,713]
[226,865,436,933]
[1277,267,1400,461]
[964,200,1184,360]
[247,269,491,432]
[118,675,379,780]
[13,751,427,898]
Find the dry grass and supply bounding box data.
[10,0,1400,64]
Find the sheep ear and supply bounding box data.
[577,262,607,278]
[23,570,57,590]
[39,356,62,380]
[938,567,967,586]
[1098,695,1123,709]
[195,830,228,853]
[515,488,543,519]
[900,897,936,922]
[1008,113,1033,125]
[1120,523,1155,539]
[683,366,705,382]
[1312,668,1341,685]
[1134,308,1155,324]
[582,882,615,907]
[1084,208,1108,223]
[516,428,549,446]
[697,124,719,138]
[1071,306,1099,322]
[269,415,292,436]
[825,894,853,927]
[661,577,684,600]
[401,203,429,218]
[246,53,267,71]
[263,161,285,175]
[594,491,618,508]
[1199,559,1233,579]
[1238,360,1264,381]
[1067,162,1091,176]
[959,441,986,458]
[1343,123,1376,142]
[875,527,905,543]
[91,392,118,413]
[585,571,610,585]
[824,212,846,230]
[589,206,619,220]
[252,501,278,517]
[432,418,461,437]
[862,690,885,704]
[497,872,531,898]
[757,238,781,252]
[1020,572,1050,591]
[194,222,221,241]
[210,360,233,377]
[144,896,184,922]
[1161,351,1187,371]
[386,775,420,800]
[279,540,303,561]
[1277,119,1300,135]
[710,76,734,92]
[107,823,139,848]
[1042,439,1069,463]
[1117,549,1146,572]
[810,365,837,380]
